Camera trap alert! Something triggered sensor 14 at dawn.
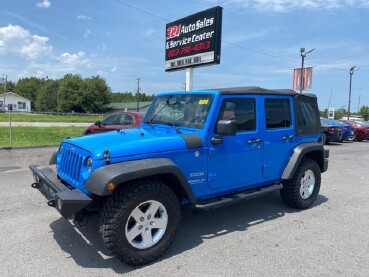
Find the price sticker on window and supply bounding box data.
[199,99,209,105]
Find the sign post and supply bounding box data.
[8,103,12,148]
[185,68,193,91]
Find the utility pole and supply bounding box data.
[327,89,333,117]
[299,48,315,93]
[347,66,356,120]
[358,94,361,113]
[2,74,6,110]
[136,78,141,112]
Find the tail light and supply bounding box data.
[328,127,335,132]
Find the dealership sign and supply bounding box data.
[328,108,335,119]
[165,6,223,72]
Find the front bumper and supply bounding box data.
[29,165,92,219]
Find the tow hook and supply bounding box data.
[31,182,40,189]
[47,200,55,207]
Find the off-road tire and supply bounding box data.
[100,179,181,266]
[280,158,321,209]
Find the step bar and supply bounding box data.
[194,184,283,210]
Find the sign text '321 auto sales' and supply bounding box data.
[165,7,222,72]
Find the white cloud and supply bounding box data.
[36,0,51,9]
[83,29,92,38]
[59,51,89,66]
[20,35,53,59]
[207,0,369,12]
[0,24,52,60]
[110,66,117,72]
[76,15,92,20]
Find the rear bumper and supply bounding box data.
[29,164,92,219]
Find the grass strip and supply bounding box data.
[0,113,104,123]
[0,127,85,148]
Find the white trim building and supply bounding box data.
[0,92,31,112]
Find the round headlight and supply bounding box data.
[87,157,93,173]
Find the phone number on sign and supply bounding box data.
[167,41,211,58]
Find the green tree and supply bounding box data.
[14,77,44,110]
[82,76,111,113]
[359,105,369,121]
[0,80,16,93]
[334,108,347,120]
[320,108,328,118]
[59,74,84,113]
[110,91,154,102]
[110,92,135,102]
[35,79,59,112]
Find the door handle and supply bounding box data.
[282,135,294,141]
[248,139,262,145]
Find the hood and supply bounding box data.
[63,126,200,160]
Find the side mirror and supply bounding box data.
[212,120,237,145]
[216,120,237,136]
[95,121,101,127]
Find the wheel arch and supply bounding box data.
[85,158,197,203]
[282,142,328,180]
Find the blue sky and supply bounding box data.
[1,0,369,112]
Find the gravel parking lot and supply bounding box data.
[1,142,369,276]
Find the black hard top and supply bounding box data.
[209,86,317,98]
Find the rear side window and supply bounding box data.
[103,114,119,125]
[119,114,134,125]
[295,95,321,135]
[264,98,291,129]
[298,101,319,126]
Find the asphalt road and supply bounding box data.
[1,142,369,276]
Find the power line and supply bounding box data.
[112,1,369,72]
[113,0,169,22]
[222,40,299,64]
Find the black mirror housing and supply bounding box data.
[216,120,237,136]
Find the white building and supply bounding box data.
[0,92,31,112]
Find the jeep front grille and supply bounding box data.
[59,148,83,187]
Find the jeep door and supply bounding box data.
[261,96,297,179]
[208,96,264,190]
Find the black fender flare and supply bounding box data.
[84,158,196,203]
[282,142,327,180]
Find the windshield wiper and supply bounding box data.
[161,121,182,134]
[146,96,173,128]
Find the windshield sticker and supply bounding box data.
[199,99,209,105]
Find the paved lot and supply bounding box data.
[1,142,369,276]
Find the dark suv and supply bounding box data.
[30,87,329,266]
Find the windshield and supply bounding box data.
[144,94,214,129]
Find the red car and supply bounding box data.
[354,121,369,140]
[341,120,368,141]
[84,111,145,134]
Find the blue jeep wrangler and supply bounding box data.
[30,87,329,265]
